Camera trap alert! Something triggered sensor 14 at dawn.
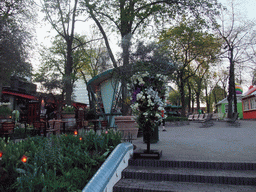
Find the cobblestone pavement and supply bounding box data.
[132,120,256,162]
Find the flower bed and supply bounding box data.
[0,129,121,191]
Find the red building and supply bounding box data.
[242,86,256,119]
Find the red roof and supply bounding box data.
[2,90,37,100]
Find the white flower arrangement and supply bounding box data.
[130,72,167,132]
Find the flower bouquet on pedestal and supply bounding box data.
[129,72,167,159]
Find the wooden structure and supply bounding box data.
[216,95,243,120]
[0,122,15,141]
[242,86,256,119]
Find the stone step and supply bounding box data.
[128,159,256,170]
[113,179,256,192]
[122,166,256,185]
[113,159,256,191]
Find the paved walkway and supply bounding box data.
[132,120,256,163]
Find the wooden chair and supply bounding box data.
[198,114,205,122]
[188,114,194,121]
[0,122,15,141]
[193,114,199,121]
[212,113,219,121]
[100,120,108,130]
[46,120,61,136]
[200,113,214,127]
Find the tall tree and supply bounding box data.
[0,0,34,96]
[159,18,221,116]
[212,0,256,118]
[41,0,79,105]
[81,0,221,115]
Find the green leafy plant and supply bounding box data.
[166,116,188,122]
[0,106,12,116]
[62,105,75,113]
[0,129,121,191]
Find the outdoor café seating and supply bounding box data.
[47,119,61,135]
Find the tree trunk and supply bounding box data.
[192,97,195,113]
[227,48,235,118]
[187,81,191,113]
[65,38,73,106]
[205,84,210,113]
[179,73,186,117]
[196,80,202,113]
[121,34,132,115]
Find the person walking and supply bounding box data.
[161,110,166,131]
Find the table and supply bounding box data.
[88,119,103,132]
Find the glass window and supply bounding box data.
[244,100,249,111]
[225,104,228,113]
[250,98,256,110]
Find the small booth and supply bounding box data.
[87,69,122,129]
[216,84,244,119]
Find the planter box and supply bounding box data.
[114,116,138,140]
[62,113,76,130]
[62,113,75,119]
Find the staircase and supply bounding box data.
[113,159,256,191]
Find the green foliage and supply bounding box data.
[0,106,12,116]
[62,105,75,113]
[12,127,33,139]
[0,129,121,191]
[0,0,34,85]
[168,90,181,106]
[166,116,188,122]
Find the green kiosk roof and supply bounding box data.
[87,69,114,92]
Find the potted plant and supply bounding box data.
[62,105,75,118]
[130,71,167,157]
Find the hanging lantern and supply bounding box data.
[79,137,82,141]
[0,151,3,158]
[74,130,78,136]
[21,155,28,163]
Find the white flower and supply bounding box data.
[136,93,142,100]
[155,113,161,118]
[131,103,139,110]
[158,106,164,111]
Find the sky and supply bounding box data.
[32,0,256,91]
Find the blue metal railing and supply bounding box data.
[82,142,133,192]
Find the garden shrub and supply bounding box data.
[0,129,121,192]
[166,116,188,122]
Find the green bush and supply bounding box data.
[0,129,122,192]
[166,116,188,122]
[0,106,12,116]
[12,127,35,139]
